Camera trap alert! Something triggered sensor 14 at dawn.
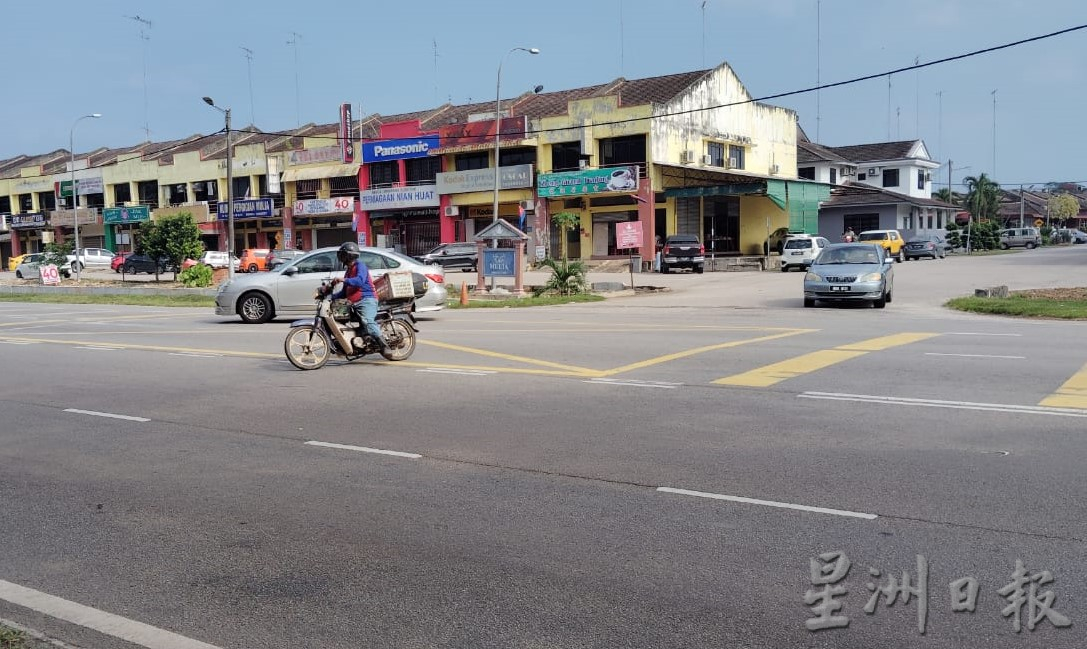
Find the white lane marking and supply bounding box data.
[925,352,1026,360]
[0,340,37,345]
[584,378,681,389]
[75,346,119,351]
[657,487,877,520]
[64,408,151,422]
[0,579,222,649]
[168,352,223,358]
[305,440,421,459]
[418,367,497,376]
[799,392,1087,418]
[943,332,1022,337]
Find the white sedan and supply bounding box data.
[67,247,116,271]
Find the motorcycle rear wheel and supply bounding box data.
[379,319,416,361]
[285,325,331,370]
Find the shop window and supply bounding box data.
[37,192,56,211]
[168,183,187,206]
[18,194,33,212]
[727,145,745,170]
[85,193,105,209]
[499,147,536,168]
[455,151,489,171]
[551,141,581,171]
[232,177,251,199]
[405,156,439,184]
[844,214,880,233]
[296,179,319,201]
[707,142,725,167]
[0,196,10,213]
[599,134,646,170]
[137,180,158,206]
[113,183,132,205]
[369,161,399,187]
[798,167,816,180]
[329,175,359,198]
[857,173,867,181]
[917,169,926,190]
[882,169,900,188]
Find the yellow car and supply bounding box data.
[857,229,906,263]
[7,253,29,272]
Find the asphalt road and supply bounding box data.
[0,246,1085,649]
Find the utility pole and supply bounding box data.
[816,0,822,142]
[287,32,303,126]
[1019,184,1025,228]
[124,14,153,140]
[991,89,997,177]
[241,47,255,126]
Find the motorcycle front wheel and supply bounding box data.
[379,319,416,361]
[284,325,331,370]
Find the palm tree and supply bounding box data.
[933,187,962,205]
[963,173,1000,222]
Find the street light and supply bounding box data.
[70,113,101,282]
[203,96,235,280]
[491,46,539,290]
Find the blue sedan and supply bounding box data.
[803,243,895,308]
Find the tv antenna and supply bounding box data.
[241,46,255,125]
[124,14,153,140]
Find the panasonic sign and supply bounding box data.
[361,135,440,163]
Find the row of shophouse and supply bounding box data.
[1,60,975,269]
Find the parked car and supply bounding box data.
[764,227,807,255]
[660,235,705,273]
[14,253,72,280]
[200,251,240,270]
[1054,228,1087,244]
[120,254,169,275]
[66,247,116,271]
[8,253,30,272]
[238,248,271,273]
[215,246,447,324]
[416,242,478,271]
[266,249,305,270]
[999,227,1041,249]
[856,229,906,263]
[780,235,831,272]
[803,243,894,309]
[904,234,949,260]
[112,253,133,272]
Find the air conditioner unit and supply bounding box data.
[868,167,880,176]
[518,199,534,211]
[681,150,696,164]
[726,157,739,169]
[768,164,780,175]
[442,205,460,217]
[924,173,931,182]
[701,154,714,166]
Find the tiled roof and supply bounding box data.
[826,141,918,163]
[823,181,958,210]
[797,141,851,164]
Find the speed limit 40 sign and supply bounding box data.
[40,264,62,285]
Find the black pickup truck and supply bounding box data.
[660,235,705,274]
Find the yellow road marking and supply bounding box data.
[1039,361,1087,409]
[0,336,279,359]
[714,333,939,387]
[0,313,172,328]
[598,329,816,377]
[419,339,600,375]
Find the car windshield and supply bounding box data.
[784,239,812,249]
[668,237,699,244]
[857,232,885,241]
[381,249,425,267]
[816,248,881,265]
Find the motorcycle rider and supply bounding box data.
[328,242,388,351]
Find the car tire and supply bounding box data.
[1025,242,1036,249]
[238,291,274,324]
[124,264,136,274]
[886,288,893,303]
[694,265,704,274]
[781,264,789,272]
[15,270,23,279]
[72,261,84,272]
[1000,243,1009,250]
[247,264,259,273]
[874,291,887,308]
[896,249,905,263]
[803,298,815,308]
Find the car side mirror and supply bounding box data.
[281,266,297,276]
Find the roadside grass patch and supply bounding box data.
[0,624,28,648]
[447,293,604,309]
[0,293,214,308]
[946,287,1087,319]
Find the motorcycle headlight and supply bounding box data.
[860,272,884,282]
[804,272,821,281]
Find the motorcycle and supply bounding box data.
[283,281,418,370]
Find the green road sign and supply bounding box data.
[103,206,150,224]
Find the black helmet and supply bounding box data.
[338,242,360,259]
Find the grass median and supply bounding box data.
[946,287,1087,319]
[446,293,605,309]
[0,293,215,307]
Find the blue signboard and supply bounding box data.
[483,248,517,277]
[216,198,274,220]
[361,136,440,163]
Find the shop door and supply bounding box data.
[704,196,739,254]
[402,221,440,257]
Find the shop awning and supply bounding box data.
[281,163,360,182]
[766,179,831,233]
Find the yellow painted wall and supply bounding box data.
[738,195,789,255]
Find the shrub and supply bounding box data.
[178,263,213,287]
[533,258,587,296]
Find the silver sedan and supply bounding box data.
[802,243,894,309]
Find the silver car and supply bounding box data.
[14,253,72,280]
[803,243,894,309]
[215,246,447,324]
[67,247,116,271]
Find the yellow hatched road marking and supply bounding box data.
[598,329,816,377]
[713,332,939,387]
[418,339,601,375]
[1039,361,1087,409]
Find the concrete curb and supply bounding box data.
[0,283,216,298]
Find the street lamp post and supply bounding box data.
[203,97,235,280]
[491,46,539,290]
[70,113,101,282]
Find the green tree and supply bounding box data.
[41,239,74,271]
[963,173,1001,224]
[551,211,580,262]
[1048,193,1080,226]
[139,213,203,279]
[933,188,963,205]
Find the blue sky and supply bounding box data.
[2,0,1084,189]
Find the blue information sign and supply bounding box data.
[483,249,517,277]
[216,198,274,220]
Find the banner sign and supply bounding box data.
[287,146,341,166]
[435,116,527,150]
[293,197,355,216]
[616,221,643,249]
[360,185,439,211]
[340,103,354,164]
[10,213,46,229]
[57,177,104,197]
[216,198,274,220]
[537,166,640,197]
[436,164,533,194]
[361,136,440,163]
[102,206,150,224]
